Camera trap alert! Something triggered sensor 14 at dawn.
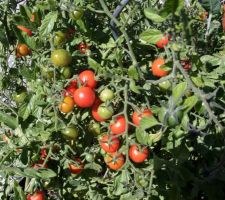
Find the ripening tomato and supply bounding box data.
[97,103,114,120]
[74,87,95,108]
[78,70,96,88]
[16,44,31,56]
[78,43,90,54]
[59,96,74,113]
[54,31,67,47]
[91,98,106,122]
[51,49,72,67]
[63,86,76,97]
[151,57,169,77]
[70,8,84,21]
[199,11,208,21]
[61,126,79,140]
[88,121,101,136]
[156,35,169,49]
[132,109,153,126]
[69,158,84,174]
[17,25,32,36]
[27,190,45,200]
[104,152,125,170]
[99,88,114,102]
[129,145,149,163]
[110,115,127,135]
[180,60,191,71]
[100,134,120,153]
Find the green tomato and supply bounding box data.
[88,122,101,136]
[158,80,171,91]
[70,8,84,21]
[41,67,54,79]
[12,87,27,104]
[60,66,72,79]
[97,103,114,120]
[51,49,72,67]
[61,126,79,140]
[54,31,67,47]
[99,88,114,102]
[85,153,94,162]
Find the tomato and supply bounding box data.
[60,66,72,79]
[151,57,169,77]
[158,107,183,127]
[156,35,169,49]
[199,11,208,21]
[132,109,153,126]
[99,88,114,102]
[129,145,149,163]
[70,8,84,21]
[78,43,89,54]
[17,25,32,36]
[99,134,120,153]
[41,67,54,80]
[63,86,76,97]
[69,158,84,174]
[54,31,67,47]
[51,49,72,67]
[91,98,106,122]
[69,80,77,88]
[16,44,31,56]
[74,87,95,108]
[158,80,172,91]
[78,70,96,88]
[85,153,94,162]
[12,87,27,104]
[27,190,45,200]
[110,115,127,135]
[104,152,125,170]
[61,126,79,140]
[180,60,191,71]
[59,96,74,113]
[88,121,101,135]
[97,103,114,120]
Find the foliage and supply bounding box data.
[0,0,225,199]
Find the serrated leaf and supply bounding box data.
[88,57,101,71]
[135,128,149,145]
[129,79,141,94]
[39,11,58,37]
[144,8,166,23]
[160,0,184,17]
[148,131,163,145]
[172,82,187,103]
[139,29,163,44]
[191,77,204,88]
[200,55,221,66]
[37,168,57,179]
[128,66,139,80]
[139,116,160,130]
[183,96,198,114]
[0,111,18,129]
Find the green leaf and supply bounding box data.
[144,8,166,23]
[37,168,57,179]
[128,66,139,80]
[191,77,204,88]
[139,29,163,44]
[13,181,26,200]
[0,111,18,129]
[148,131,163,145]
[129,79,141,94]
[39,11,58,37]
[76,19,87,32]
[88,57,101,71]
[200,0,220,14]
[139,116,160,130]
[172,82,187,103]
[183,96,198,114]
[20,148,29,165]
[200,55,221,66]
[160,0,184,17]
[135,128,149,145]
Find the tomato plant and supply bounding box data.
[99,134,120,153]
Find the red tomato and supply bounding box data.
[180,60,191,71]
[59,96,74,113]
[129,145,149,163]
[78,43,89,54]
[16,44,31,56]
[63,86,76,97]
[156,35,169,49]
[17,25,32,36]
[151,57,169,77]
[91,98,106,122]
[74,87,95,108]
[69,158,84,174]
[27,190,45,200]
[40,148,48,159]
[99,134,120,153]
[69,80,77,88]
[104,152,125,170]
[78,70,96,89]
[110,115,127,135]
[132,109,153,126]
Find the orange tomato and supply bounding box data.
[59,96,74,113]
[69,158,84,174]
[151,57,169,77]
[104,152,125,171]
[16,44,31,56]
